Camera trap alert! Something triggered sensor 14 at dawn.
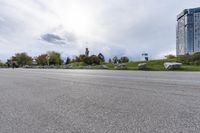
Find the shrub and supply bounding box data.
[83,55,100,65]
[120,56,129,63]
[177,52,200,65]
[165,54,176,59]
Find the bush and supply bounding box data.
[120,56,129,63]
[165,54,176,59]
[192,52,200,63]
[177,52,200,65]
[83,55,100,65]
[194,60,200,65]
[177,54,190,64]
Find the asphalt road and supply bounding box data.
[0,69,200,133]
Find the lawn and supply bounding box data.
[68,59,200,71]
[126,59,177,71]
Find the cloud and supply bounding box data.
[40,25,78,45]
[0,17,5,22]
[0,0,200,61]
[41,33,65,44]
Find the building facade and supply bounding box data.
[176,7,200,55]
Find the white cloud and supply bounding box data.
[0,17,5,22]
[0,0,199,61]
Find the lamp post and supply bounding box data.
[46,54,50,66]
[33,57,37,66]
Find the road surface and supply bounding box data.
[0,69,200,133]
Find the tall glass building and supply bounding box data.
[176,7,200,55]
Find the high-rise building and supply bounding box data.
[176,7,200,55]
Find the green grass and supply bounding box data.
[68,59,200,71]
[126,59,200,71]
[126,59,177,71]
[179,65,200,71]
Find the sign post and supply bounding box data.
[142,53,149,61]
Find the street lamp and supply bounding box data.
[46,54,50,66]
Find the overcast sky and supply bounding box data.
[0,0,199,61]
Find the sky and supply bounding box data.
[0,0,199,62]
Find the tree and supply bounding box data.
[79,55,100,65]
[6,59,11,67]
[12,61,18,68]
[11,52,33,67]
[120,56,129,63]
[75,56,80,62]
[112,56,118,64]
[85,48,89,57]
[83,56,92,65]
[71,58,77,63]
[98,53,105,62]
[90,55,100,65]
[0,60,6,68]
[65,57,71,65]
[79,54,86,62]
[36,51,63,66]
[36,54,48,66]
[48,51,63,65]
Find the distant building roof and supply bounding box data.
[177,7,200,20]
